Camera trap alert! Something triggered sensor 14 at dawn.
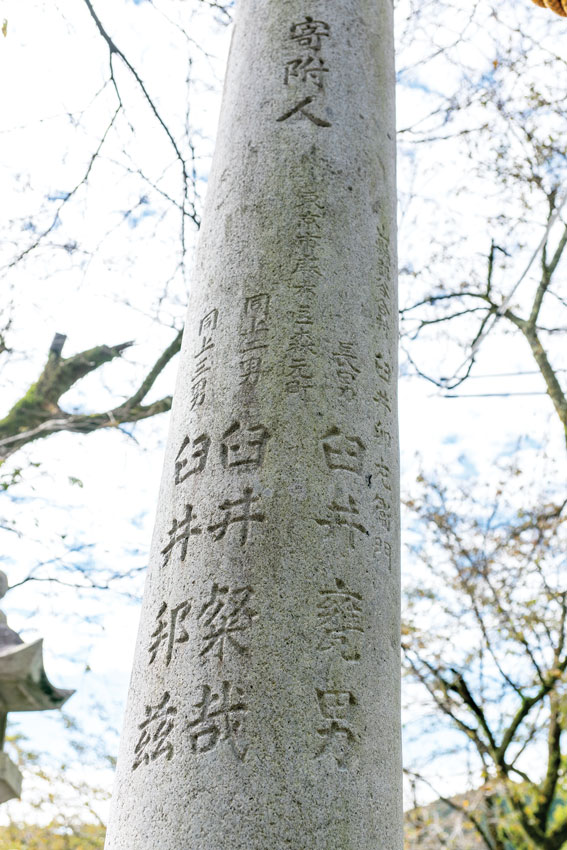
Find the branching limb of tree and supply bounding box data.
[7,106,121,271]
[504,304,567,447]
[0,330,182,461]
[80,0,200,263]
[402,217,567,446]
[404,467,567,849]
[404,768,505,850]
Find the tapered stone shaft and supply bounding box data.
[105,1,400,848]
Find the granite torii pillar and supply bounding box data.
[105,1,401,847]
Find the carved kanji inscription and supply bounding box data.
[289,16,330,51]
[376,537,393,571]
[132,692,177,770]
[322,427,366,475]
[221,422,270,471]
[284,55,329,88]
[318,579,364,662]
[375,352,392,384]
[175,434,211,484]
[198,583,257,660]
[316,689,358,769]
[277,17,331,127]
[190,308,219,410]
[239,294,271,386]
[148,600,191,666]
[375,458,392,492]
[374,495,392,532]
[161,505,202,566]
[316,496,369,548]
[375,420,392,449]
[283,178,325,396]
[285,355,315,395]
[239,355,263,386]
[373,387,392,414]
[208,486,265,546]
[188,681,249,761]
[333,342,360,399]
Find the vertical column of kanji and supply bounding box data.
[105,2,400,850]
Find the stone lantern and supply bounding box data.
[0,571,74,802]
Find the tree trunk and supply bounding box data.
[105,1,400,848]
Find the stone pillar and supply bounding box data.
[105,1,400,848]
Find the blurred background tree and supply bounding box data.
[397,2,567,846]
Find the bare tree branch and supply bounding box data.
[0,330,182,461]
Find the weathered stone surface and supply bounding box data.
[105,1,400,848]
[0,752,22,803]
[0,639,74,712]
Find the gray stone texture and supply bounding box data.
[105,1,400,848]
[0,570,74,803]
[0,752,22,803]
